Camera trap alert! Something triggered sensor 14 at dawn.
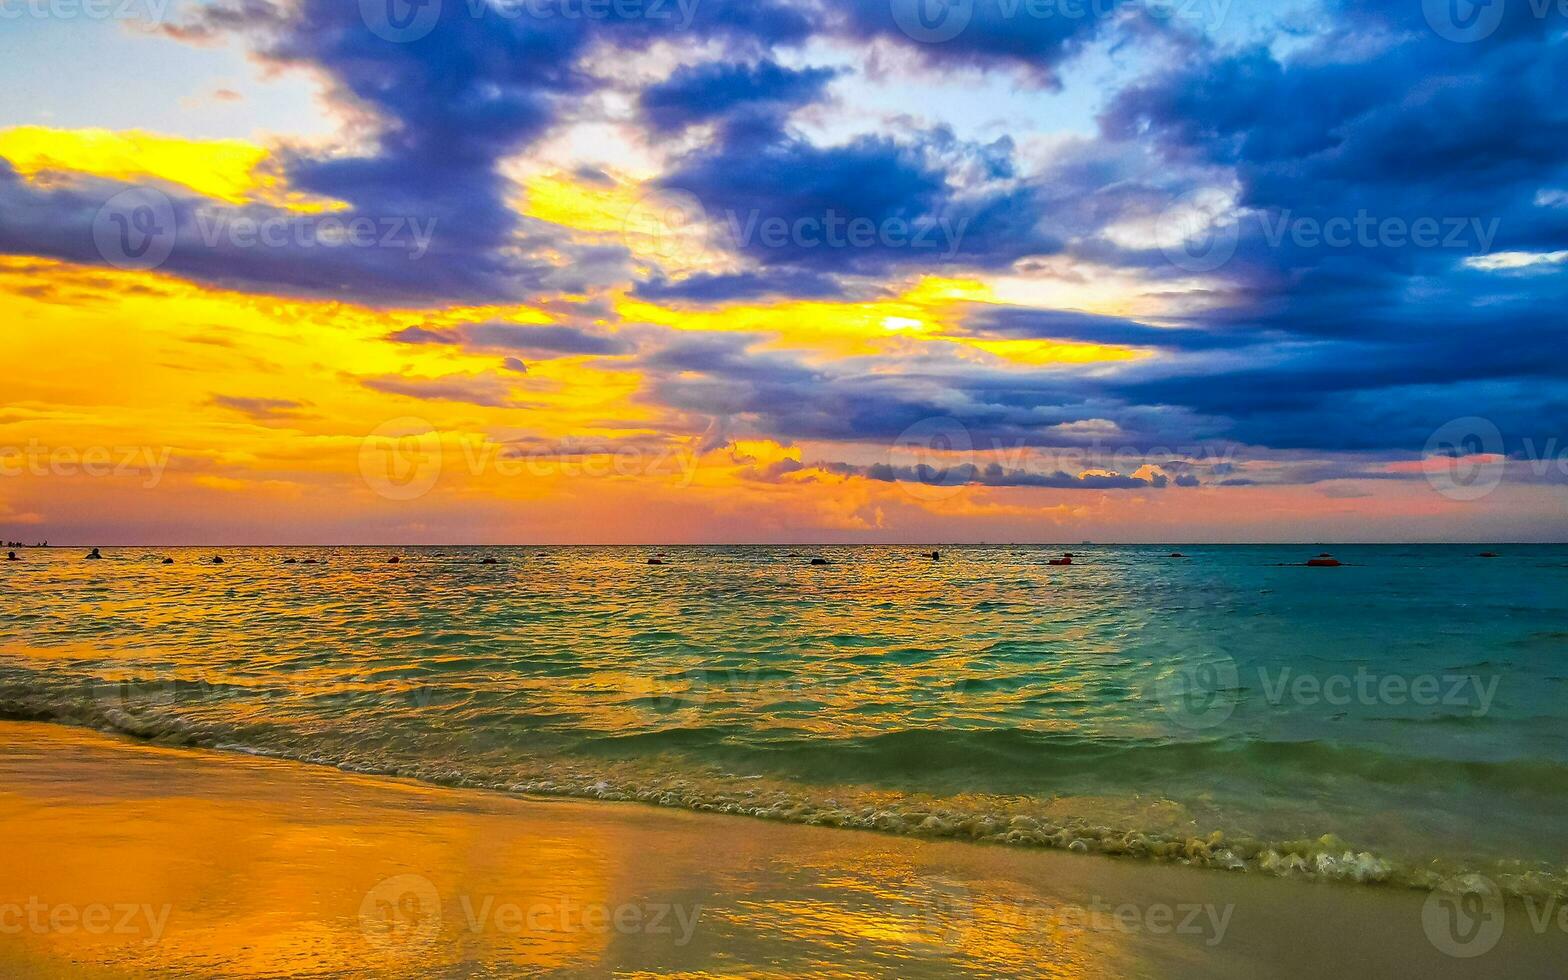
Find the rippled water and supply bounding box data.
[4,544,1567,895]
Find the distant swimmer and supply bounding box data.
[928,551,941,560]
[211,556,225,565]
[6,551,18,561]
[162,557,175,564]
[86,548,103,560]
[388,556,401,564]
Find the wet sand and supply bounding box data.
[1,721,1564,978]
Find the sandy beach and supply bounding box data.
[0,721,1562,978]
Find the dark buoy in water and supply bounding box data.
[810,557,830,566]
[388,556,401,564]
[211,556,224,565]
[6,551,17,561]
[162,557,174,565]
[85,548,103,560]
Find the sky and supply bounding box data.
[0,0,1564,544]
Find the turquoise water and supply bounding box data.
[3,544,1566,894]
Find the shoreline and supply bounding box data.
[4,695,1561,903]
[3,720,1565,977]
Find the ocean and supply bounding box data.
[3,544,1565,897]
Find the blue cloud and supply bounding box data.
[640,60,840,134]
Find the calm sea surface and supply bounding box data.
[4,544,1566,894]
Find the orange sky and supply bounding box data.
[0,127,1556,544]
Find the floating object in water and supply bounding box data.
[1318,552,1334,558]
[302,559,319,565]
[85,548,103,560]
[1049,554,1073,566]
[647,558,665,566]
[1169,552,1187,558]
[1478,552,1500,558]
[1307,557,1342,567]
[211,556,225,565]
[927,551,941,561]
[388,556,401,564]
[481,558,499,565]
[810,558,830,566]
[5,551,17,561]
[162,558,174,565]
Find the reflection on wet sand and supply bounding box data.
[3,722,1567,979]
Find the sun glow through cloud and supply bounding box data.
[0,0,1561,544]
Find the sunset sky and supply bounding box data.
[0,0,1563,544]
